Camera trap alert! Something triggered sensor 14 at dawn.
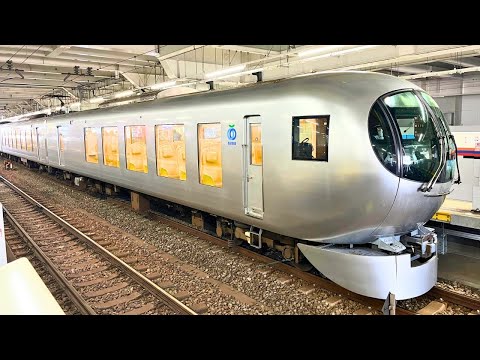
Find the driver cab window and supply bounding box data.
[368,102,397,174]
[292,115,329,161]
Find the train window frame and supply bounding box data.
[292,115,330,162]
[101,126,120,168]
[250,123,263,166]
[155,124,187,181]
[124,125,148,174]
[368,101,401,176]
[197,122,223,188]
[84,127,99,164]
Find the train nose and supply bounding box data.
[371,179,452,237]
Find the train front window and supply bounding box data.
[420,91,456,183]
[383,91,441,183]
[368,102,397,174]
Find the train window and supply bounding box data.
[20,129,25,150]
[58,127,65,166]
[383,91,441,183]
[419,91,456,183]
[125,125,148,173]
[250,123,263,165]
[155,124,186,181]
[32,128,36,153]
[368,102,397,174]
[292,116,329,161]
[16,129,20,149]
[26,128,33,152]
[198,123,222,187]
[84,127,99,164]
[102,127,120,168]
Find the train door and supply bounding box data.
[243,116,264,219]
[57,126,65,166]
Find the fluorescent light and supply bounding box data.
[114,90,134,98]
[298,45,345,58]
[112,100,133,106]
[305,45,381,61]
[89,96,104,103]
[214,67,264,80]
[205,64,246,79]
[150,80,177,90]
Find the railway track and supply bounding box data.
[3,165,480,315]
[0,175,196,315]
[148,209,480,314]
[5,224,80,314]
[146,210,478,314]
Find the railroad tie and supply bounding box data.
[93,292,142,310]
[322,296,342,307]
[121,303,155,315]
[74,273,118,287]
[416,301,446,315]
[66,265,110,279]
[84,282,129,299]
[352,308,373,315]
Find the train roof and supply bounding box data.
[0,71,421,125]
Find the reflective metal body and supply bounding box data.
[0,72,453,244]
[298,243,438,300]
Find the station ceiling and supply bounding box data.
[1,45,480,118]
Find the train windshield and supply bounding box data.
[382,91,442,183]
[419,91,457,183]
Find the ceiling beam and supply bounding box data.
[60,87,78,99]
[401,66,480,80]
[121,73,141,89]
[152,45,206,61]
[442,58,480,68]
[0,54,151,73]
[46,45,72,58]
[210,45,280,56]
[159,60,178,79]
[319,45,480,73]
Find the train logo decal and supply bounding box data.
[227,124,237,145]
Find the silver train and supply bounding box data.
[0,71,459,300]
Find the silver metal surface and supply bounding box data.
[298,243,438,300]
[0,72,453,245]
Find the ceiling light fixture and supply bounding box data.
[205,64,246,79]
[298,45,346,58]
[213,67,264,81]
[150,80,177,90]
[114,90,135,98]
[303,45,382,61]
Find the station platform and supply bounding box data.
[431,199,480,289]
[0,258,65,315]
[432,198,480,229]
